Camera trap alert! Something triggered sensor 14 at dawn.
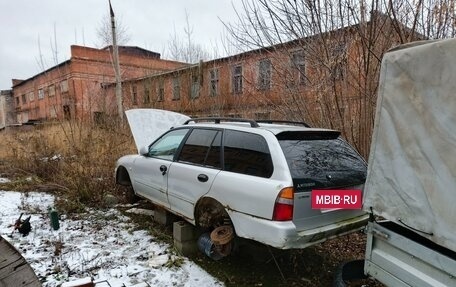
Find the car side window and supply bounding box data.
[148,128,189,161]
[178,129,222,169]
[223,130,273,178]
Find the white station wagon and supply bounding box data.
[116,109,368,249]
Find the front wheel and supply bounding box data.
[123,185,140,204]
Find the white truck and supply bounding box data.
[338,39,456,286]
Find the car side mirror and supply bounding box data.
[139,146,149,156]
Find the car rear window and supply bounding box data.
[224,130,273,178]
[278,134,366,190]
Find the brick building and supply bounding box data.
[102,12,418,157]
[12,45,187,123]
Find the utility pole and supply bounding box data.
[109,0,123,121]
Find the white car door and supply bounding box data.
[132,128,189,208]
[167,128,222,220]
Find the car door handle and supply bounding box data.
[159,165,167,175]
[197,174,208,182]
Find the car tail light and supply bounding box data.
[272,187,294,221]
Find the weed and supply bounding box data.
[1,120,135,213]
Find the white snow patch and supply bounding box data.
[125,208,155,217]
[0,177,10,183]
[61,277,92,287]
[0,190,223,287]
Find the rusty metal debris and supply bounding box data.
[210,225,234,257]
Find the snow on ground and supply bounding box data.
[0,184,223,287]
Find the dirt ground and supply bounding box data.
[0,160,383,287]
[125,200,384,287]
[189,231,384,287]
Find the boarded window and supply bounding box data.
[258,59,271,90]
[60,80,68,93]
[191,75,200,99]
[38,89,44,100]
[28,92,34,101]
[291,51,306,85]
[232,65,243,94]
[172,77,180,100]
[158,80,165,102]
[132,85,138,105]
[144,88,150,104]
[330,43,347,80]
[209,68,219,97]
[48,85,56,97]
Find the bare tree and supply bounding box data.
[223,0,456,157]
[164,11,212,63]
[96,12,131,47]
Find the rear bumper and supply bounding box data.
[228,211,369,249]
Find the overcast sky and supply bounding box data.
[0,0,243,89]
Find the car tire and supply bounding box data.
[124,185,140,204]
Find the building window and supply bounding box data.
[38,89,44,99]
[21,94,26,104]
[158,79,165,102]
[28,92,34,101]
[232,65,243,94]
[144,88,150,104]
[15,97,19,106]
[291,51,306,85]
[172,77,180,100]
[60,80,68,93]
[331,43,347,80]
[48,85,55,97]
[132,85,138,105]
[209,68,219,97]
[258,59,271,90]
[191,75,200,99]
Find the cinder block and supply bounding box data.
[173,221,196,242]
[174,239,198,256]
[153,207,178,226]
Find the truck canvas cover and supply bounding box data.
[364,39,456,252]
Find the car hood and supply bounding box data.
[125,109,190,153]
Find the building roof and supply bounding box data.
[102,45,161,59]
[11,45,167,89]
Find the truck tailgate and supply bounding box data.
[365,221,456,287]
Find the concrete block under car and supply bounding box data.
[173,239,198,256]
[173,221,196,242]
[153,207,178,226]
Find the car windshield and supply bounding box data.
[279,135,367,190]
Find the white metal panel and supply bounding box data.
[364,39,456,251]
[365,222,456,287]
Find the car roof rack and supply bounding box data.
[183,117,260,128]
[255,120,311,128]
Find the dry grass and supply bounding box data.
[0,119,136,212]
